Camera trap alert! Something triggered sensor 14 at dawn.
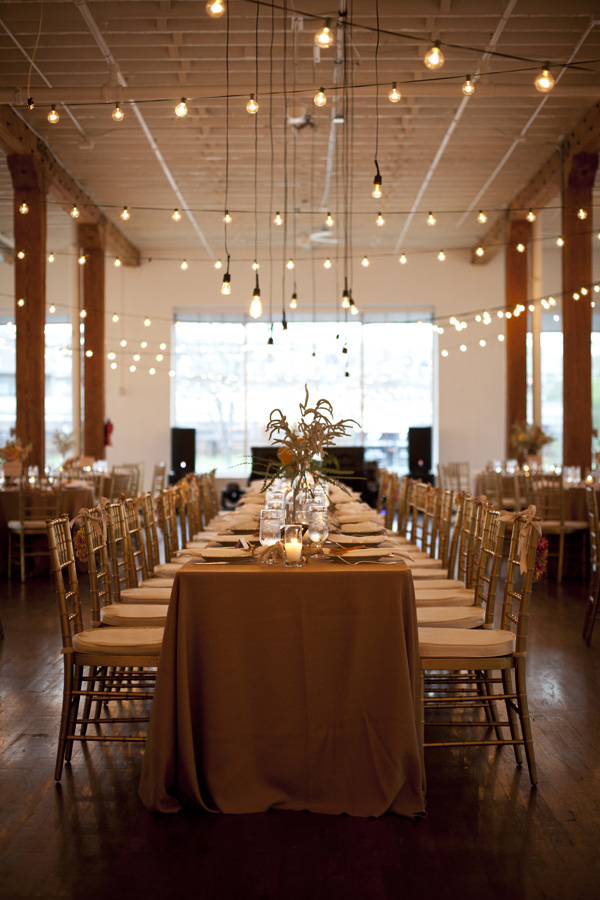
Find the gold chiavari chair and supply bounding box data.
[8,483,62,581]
[384,473,399,531]
[139,492,162,572]
[105,502,171,604]
[376,469,390,515]
[123,497,175,589]
[583,486,600,645]
[151,462,167,496]
[529,472,587,582]
[419,511,540,784]
[46,515,163,781]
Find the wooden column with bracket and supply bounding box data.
[505,219,531,454]
[78,223,106,460]
[7,154,46,469]
[562,151,598,468]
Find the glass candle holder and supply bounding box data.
[283,524,303,567]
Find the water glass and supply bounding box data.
[259,509,284,563]
[308,506,329,554]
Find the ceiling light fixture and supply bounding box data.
[388,82,401,103]
[314,87,327,108]
[577,207,588,220]
[274,211,283,226]
[376,212,385,226]
[246,93,259,114]
[206,0,225,16]
[461,75,475,96]
[19,202,29,214]
[47,104,59,124]
[427,211,436,226]
[172,208,181,221]
[424,40,444,70]
[399,253,407,265]
[70,204,80,219]
[325,212,334,227]
[120,206,130,220]
[48,252,55,263]
[477,210,487,224]
[362,256,369,267]
[534,66,554,93]
[174,97,188,117]
[290,292,298,309]
[112,101,124,122]
[314,20,332,49]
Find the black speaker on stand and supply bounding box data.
[170,427,196,483]
[408,426,434,485]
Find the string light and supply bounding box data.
[172,208,182,222]
[120,339,127,347]
[372,172,383,199]
[479,339,486,347]
[80,309,87,318]
[206,0,225,16]
[461,75,475,96]
[114,257,121,267]
[427,212,436,226]
[324,258,332,269]
[17,298,25,307]
[224,210,232,223]
[160,342,167,350]
[341,287,350,309]
[556,235,564,247]
[534,66,554,93]
[475,246,485,257]
[577,207,588,220]
[174,97,188,117]
[17,250,25,260]
[85,350,94,358]
[246,94,259,114]
[361,256,370,267]
[70,204,80,219]
[144,317,151,326]
[314,20,332,49]
[112,313,119,322]
[437,250,445,261]
[120,206,130,220]
[180,259,188,270]
[477,210,487,224]
[111,362,117,370]
[130,365,136,372]
[78,254,86,265]
[214,259,222,269]
[399,253,407,265]
[314,87,327,108]
[27,97,34,110]
[498,334,505,342]
[526,209,536,222]
[149,368,156,375]
[48,252,55,263]
[156,354,164,361]
[460,345,467,352]
[424,41,444,70]
[252,260,259,271]
[274,211,283,226]
[133,353,141,362]
[19,202,29,214]
[290,292,298,309]
[325,212,334,227]
[112,101,124,122]
[47,104,59,124]
[376,212,385,226]
[441,349,448,357]
[286,259,295,270]
[221,273,231,295]
[247,279,260,316]
[516,242,526,253]
[388,82,401,102]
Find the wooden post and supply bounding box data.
[505,219,531,455]
[562,151,599,468]
[78,224,106,460]
[7,154,46,470]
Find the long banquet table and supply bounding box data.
[139,558,426,819]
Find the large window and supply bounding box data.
[173,317,434,477]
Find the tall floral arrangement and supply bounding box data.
[509,421,553,458]
[0,429,31,463]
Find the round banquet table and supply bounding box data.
[0,485,95,576]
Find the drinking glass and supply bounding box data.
[259,509,284,563]
[308,506,329,555]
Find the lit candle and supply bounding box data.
[284,539,302,563]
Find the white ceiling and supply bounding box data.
[0,0,599,270]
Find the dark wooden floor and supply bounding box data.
[1,571,599,900]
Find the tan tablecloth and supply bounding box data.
[139,560,426,818]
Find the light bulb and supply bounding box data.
[388,82,401,103]
[144,317,151,326]
[577,207,588,220]
[48,252,55,263]
[112,313,119,322]
[27,97,34,110]
[557,236,564,247]
[376,212,385,226]
[477,210,487,224]
[324,258,332,269]
[361,256,369,267]
[287,259,295,270]
[120,206,130,220]
[427,211,436,226]
[325,212,334,227]
[112,101,124,122]
[314,22,332,49]
[114,257,121,267]
[372,173,382,199]
[314,87,327,108]
[424,41,444,70]
[221,273,231,295]
[156,354,164,361]
[516,243,526,253]
[475,246,485,257]
[17,250,25,260]
[350,303,359,316]
[70,204,80,219]
[17,298,25,307]
[175,97,188,117]
[130,365,136,373]
[399,253,407,265]
[341,290,350,309]
[224,210,232,223]
[274,211,283,226]
[172,208,181,221]
[438,250,445,261]
[48,304,56,314]
[246,94,259,114]
[214,258,222,269]
[133,354,141,362]
[290,292,298,309]
[85,350,94,358]
[461,75,475,96]
[47,104,59,124]
[249,288,262,319]
[78,254,86,265]
[149,368,156,375]
[160,342,167,350]
[80,309,87,318]
[252,260,259,271]
[19,202,29,214]
[206,0,225,16]
[535,67,554,93]
[120,339,127,347]
[181,259,188,270]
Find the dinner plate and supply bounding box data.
[339,548,398,562]
[339,522,385,535]
[328,533,385,545]
[198,547,254,562]
[213,533,258,543]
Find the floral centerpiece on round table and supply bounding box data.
[509,420,553,464]
[261,385,359,515]
[0,429,31,464]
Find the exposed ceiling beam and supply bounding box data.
[471,100,600,264]
[0,104,140,265]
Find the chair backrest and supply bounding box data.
[46,516,83,649]
[122,463,144,496]
[514,471,531,510]
[384,474,399,530]
[442,462,471,493]
[482,471,503,508]
[82,509,114,628]
[470,508,506,626]
[586,486,599,572]
[376,469,389,514]
[156,489,180,560]
[499,512,540,651]
[456,494,484,588]
[445,491,466,579]
[151,462,167,496]
[529,472,564,523]
[123,497,151,583]
[436,488,454,568]
[106,501,135,600]
[20,484,62,523]
[139,492,162,570]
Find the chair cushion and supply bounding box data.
[100,604,168,627]
[141,577,175,588]
[409,567,449,579]
[415,591,475,607]
[412,578,466,590]
[73,626,164,655]
[418,626,516,658]
[155,561,191,575]
[120,587,172,603]
[7,519,48,531]
[417,607,485,629]
[564,520,589,531]
[406,557,443,567]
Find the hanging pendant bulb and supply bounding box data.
[376,212,385,227]
[424,41,444,70]
[47,104,59,124]
[252,260,260,271]
[399,253,407,265]
[341,282,350,309]
[181,259,189,270]
[350,298,359,316]
[206,0,225,16]
[114,257,122,267]
[534,66,554,93]
[70,204,80,219]
[437,250,446,261]
[372,172,382,199]
[314,20,333,49]
[286,259,295,270]
[361,256,369,267]
[19,202,29,215]
[224,210,232,223]
[48,252,55,263]
[325,212,334,227]
[314,87,327,108]
[388,82,401,103]
[461,75,475,96]
[120,206,130,221]
[577,207,588,220]
[249,278,262,318]
[526,209,536,222]
[78,254,86,265]
[324,258,332,269]
[556,236,565,247]
[246,94,259,114]
[477,210,487,224]
[475,246,485,257]
[214,258,223,269]
[175,97,188,117]
[427,211,436,226]
[112,101,124,122]
[172,208,182,221]
[274,211,283,226]
[27,97,34,110]
[290,292,298,310]
[221,273,231,295]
